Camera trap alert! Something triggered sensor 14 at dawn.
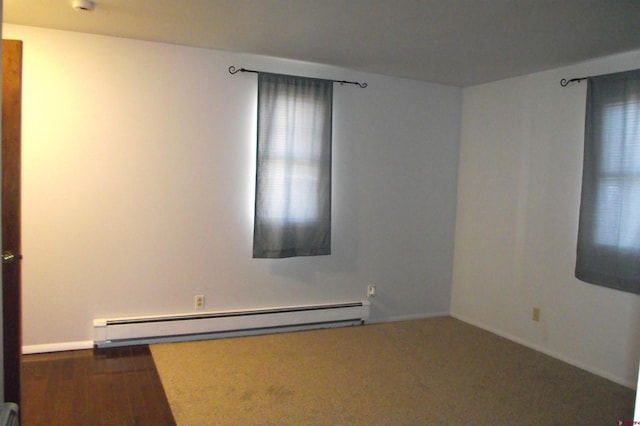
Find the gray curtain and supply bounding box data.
[253,73,333,258]
[576,69,640,294]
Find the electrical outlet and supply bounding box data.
[367,285,376,298]
[532,307,540,322]
[195,295,205,310]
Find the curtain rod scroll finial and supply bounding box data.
[560,77,590,87]
[338,80,368,88]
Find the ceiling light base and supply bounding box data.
[72,0,95,12]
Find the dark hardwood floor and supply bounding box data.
[21,345,175,426]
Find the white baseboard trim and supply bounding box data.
[367,311,450,324]
[450,312,636,390]
[23,340,94,354]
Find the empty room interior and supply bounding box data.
[1,0,640,424]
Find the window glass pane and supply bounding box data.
[618,180,640,250]
[594,180,640,250]
[594,180,621,247]
[262,160,319,223]
[601,102,640,175]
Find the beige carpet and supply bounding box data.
[150,317,634,425]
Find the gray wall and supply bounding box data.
[452,49,640,388]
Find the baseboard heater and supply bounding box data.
[94,300,370,348]
[0,403,18,426]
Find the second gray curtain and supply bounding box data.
[575,69,640,294]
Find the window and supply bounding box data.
[576,69,640,294]
[593,101,640,249]
[253,73,333,258]
[261,97,323,224]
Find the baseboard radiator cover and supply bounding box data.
[0,402,18,426]
[94,300,370,348]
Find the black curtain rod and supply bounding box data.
[560,76,590,87]
[562,68,640,87]
[228,66,368,88]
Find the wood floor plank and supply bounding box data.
[21,345,175,426]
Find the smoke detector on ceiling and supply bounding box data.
[72,0,95,12]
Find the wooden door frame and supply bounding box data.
[2,38,23,409]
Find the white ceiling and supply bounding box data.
[4,0,640,87]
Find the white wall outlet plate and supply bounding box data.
[367,285,376,298]
[195,295,205,310]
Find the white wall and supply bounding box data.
[2,24,462,350]
[451,49,640,388]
